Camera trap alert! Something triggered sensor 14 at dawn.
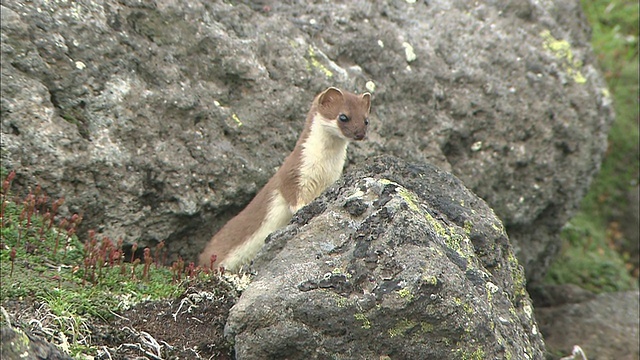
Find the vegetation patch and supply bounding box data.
[0,170,238,358]
[545,0,639,292]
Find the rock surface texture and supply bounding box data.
[226,155,545,359]
[0,0,613,281]
[535,287,640,360]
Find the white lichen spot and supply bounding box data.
[471,141,482,152]
[406,0,417,3]
[523,304,533,318]
[402,42,417,62]
[75,61,86,70]
[213,100,221,107]
[377,39,384,48]
[345,189,365,201]
[365,80,376,93]
[92,129,125,165]
[309,18,317,25]
[485,281,499,294]
[221,272,252,292]
[564,345,588,360]
[104,77,131,103]
[532,324,538,335]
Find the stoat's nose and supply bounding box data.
[353,132,366,141]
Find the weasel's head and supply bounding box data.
[315,87,371,141]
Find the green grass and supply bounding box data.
[545,0,639,293]
[0,176,198,356]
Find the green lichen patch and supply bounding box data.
[540,29,587,84]
[396,287,414,302]
[388,319,417,338]
[454,347,486,360]
[354,313,371,329]
[306,45,333,78]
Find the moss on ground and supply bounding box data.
[0,173,213,357]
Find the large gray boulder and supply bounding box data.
[226,155,546,359]
[0,0,613,281]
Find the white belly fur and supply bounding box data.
[295,116,348,212]
[222,190,293,271]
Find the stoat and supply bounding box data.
[198,87,372,271]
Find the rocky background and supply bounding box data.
[0,0,613,283]
[2,0,634,358]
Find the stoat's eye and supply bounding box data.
[364,118,369,126]
[338,114,349,122]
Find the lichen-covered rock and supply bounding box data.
[226,155,545,359]
[0,0,612,281]
[1,326,73,360]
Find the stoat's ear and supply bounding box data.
[319,87,344,107]
[361,92,371,113]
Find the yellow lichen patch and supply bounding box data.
[231,113,243,127]
[377,179,422,213]
[424,211,447,238]
[306,45,333,78]
[422,274,438,286]
[420,322,434,333]
[455,347,486,360]
[462,302,474,315]
[388,319,417,337]
[491,221,506,235]
[463,220,473,235]
[397,287,414,301]
[335,296,349,308]
[331,267,352,278]
[445,231,472,257]
[540,30,587,84]
[354,313,371,329]
[396,187,421,212]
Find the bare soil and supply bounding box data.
[2,276,238,360]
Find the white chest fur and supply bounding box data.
[295,115,348,212]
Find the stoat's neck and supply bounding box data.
[294,114,348,212]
